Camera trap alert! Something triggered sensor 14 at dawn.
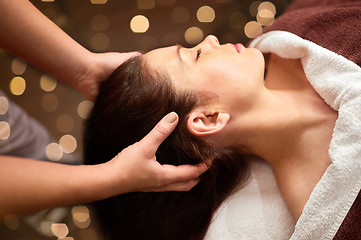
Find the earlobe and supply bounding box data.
[187,110,230,136]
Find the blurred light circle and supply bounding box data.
[244,21,262,38]
[77,100,94,119]
[229,12,247,29]
[91,33,110,51]
[40,221,53,237]
[258,1,276,16]
[171,7,190,23]
[0,121,11,140]
[11,58,27,75]
[91,14,110,32]
[10,76,26,96]
[257,9,275,26]
[0,97,9,115]
[137,0,155,9]
[91,0,108,4]
[130,15,149,33]
[184,27,204,45]
[40,74,57,92]
[72,206,91,229]
[46,143,63,161]
[50,223,69,238]
[249,1,262,17]
[197,6,215,23]
[41,93,59,112]
[59,134,77,154]
[56,114,74,133]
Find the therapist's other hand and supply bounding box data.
[105,112,208,194]
[76,51,141,101]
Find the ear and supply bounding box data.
[187,109,230,136]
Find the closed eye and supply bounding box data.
[196,49,202,60]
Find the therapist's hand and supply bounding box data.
[104,112,208,194]
[75,51,141,101]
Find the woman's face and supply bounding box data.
[143,35,266,112]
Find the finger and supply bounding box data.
[140,112,179,153]
[159,163,208,184]
[119,51,142,61]
[145,178,200,192]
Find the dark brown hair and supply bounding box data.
[83,56,249,240]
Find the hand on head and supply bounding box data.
[75,51,142,100]
[104,112,208,194]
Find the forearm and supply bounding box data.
[0,0,92,88]
[0,156,113,218]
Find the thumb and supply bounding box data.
[140,112,179,153]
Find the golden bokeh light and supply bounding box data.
[0,96,9,115]
[258,1,276,16]
[90,0,107,4]
[91,33,110,51]
[0,121,11,140]
[197,6,216,23]
[184,27,204,45]
[249,1,262,17]
[130,15,150,33]
[41,93,59,112]
[56,114,74,133]
[91,14,110,32]
[171,7,190,23]
[46,143,63,161]
[40,74,57,92]
[10,76,26,96]
[72,206,91,229]
[40,221,53,237]
[137,0,155,9]
[77,100,94,119]
[59,134,77,154]
[50,223,69,238]
[11,58,27,75]
[257,9,275,26]
[3,215,19,230]
[229,12,247,29]
[244,21,262,38]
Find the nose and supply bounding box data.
[202,35,219,49]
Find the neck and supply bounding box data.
[230,54,337,220]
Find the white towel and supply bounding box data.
[205,31,361,240]
[205,158,295,240]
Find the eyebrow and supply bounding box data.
[176,44,183,63]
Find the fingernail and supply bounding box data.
[165,112,177,124]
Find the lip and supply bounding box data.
[234,43,244,53]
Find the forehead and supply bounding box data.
[143,46,180,70]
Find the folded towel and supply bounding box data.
[250,30,361,240]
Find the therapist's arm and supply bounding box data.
[0,0,138,100]
[0,112,207,219]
